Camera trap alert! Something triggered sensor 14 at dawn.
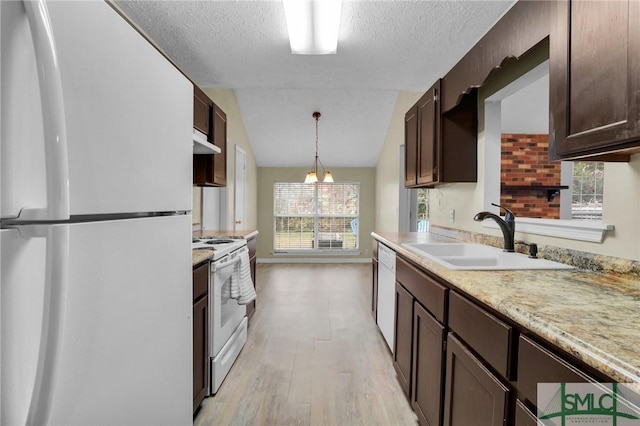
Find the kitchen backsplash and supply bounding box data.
[430,225,640,278]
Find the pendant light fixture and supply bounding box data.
[304,112,334,183]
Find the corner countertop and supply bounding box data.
[191,230,258,267]
[372,231,640,388]
[192,249,214,267]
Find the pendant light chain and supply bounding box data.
[314,112,320,174]
[304,111,334,183]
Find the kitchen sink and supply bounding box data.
[404,243,498,258]
[402,243,574,271]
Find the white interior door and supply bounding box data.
[234,145,246,230]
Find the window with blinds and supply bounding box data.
[274,182,360,251]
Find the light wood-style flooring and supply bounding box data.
[194,263,417,426]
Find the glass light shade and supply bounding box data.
[283,0,342,54]
[304,171,318,183]
[323,171,334,183]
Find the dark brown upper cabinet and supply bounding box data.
[405,82,440,187]
[193,85,212,137]
[416,82,439,186]
[442,1,551,113]
[549,0,640,161]
[404,80,476,188]
[211,104,227,186]
[404,103,419,187]
[193,86,227,187]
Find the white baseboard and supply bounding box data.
[257,257,372,264]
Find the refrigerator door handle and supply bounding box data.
[18,225,70,426]
[19,0,70,222]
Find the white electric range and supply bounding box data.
[192,235,249,395]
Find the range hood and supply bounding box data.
[193,129,221,154]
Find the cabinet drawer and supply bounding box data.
[396,257,448,323]
[193,262,209,302]
[517,335,592,407]
[448,291,513,379]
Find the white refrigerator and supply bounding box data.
[1,1,193,425]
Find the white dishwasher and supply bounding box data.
[377,243,396,353]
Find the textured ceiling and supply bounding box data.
[115,0,516,167]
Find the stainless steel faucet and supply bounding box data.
[473,203,515,252]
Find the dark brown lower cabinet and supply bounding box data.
[412,302,446,426]
[443,333,510,426]
[514,400,540,426]
[375,247,611,426]
[393,283,414,398]
[517,334,592,410]
[192,262,209,413]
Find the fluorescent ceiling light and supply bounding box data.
[283,0,343,54]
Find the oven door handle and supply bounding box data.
[212,256,242,272]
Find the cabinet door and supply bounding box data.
[550,0,640,159]
[212,104,227,186]
[412,302,446,426]
[193,85,211,137]
[405,105,419,187]
[393,283,414,399]
[417,81,440,186]
[443,334,510,426]
[193,294,208,413]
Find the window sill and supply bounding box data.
[481,217,613,243]
[273,249,360,256]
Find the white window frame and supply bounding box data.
[273,182,360,254]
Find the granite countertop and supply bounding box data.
[191,230,258,267]
[192,249,213,267]
[372,231,640,388]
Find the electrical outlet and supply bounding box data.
[449,209,455,223]
[365,248,369,255]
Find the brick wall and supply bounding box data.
[500,134,561,219]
